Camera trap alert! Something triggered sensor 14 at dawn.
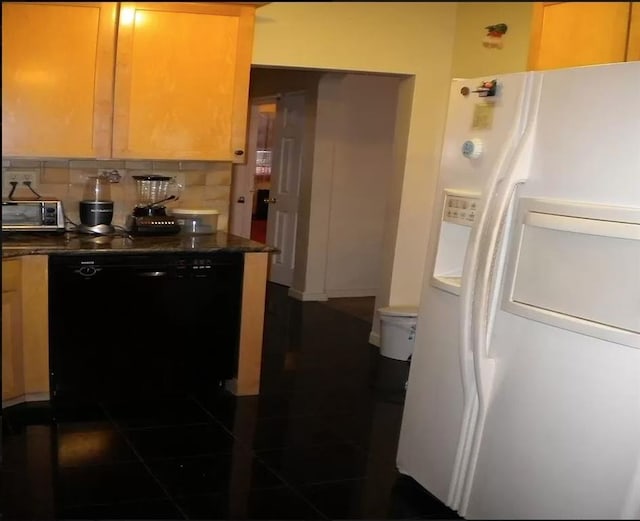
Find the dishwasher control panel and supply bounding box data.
[176,257,215,278]
[51,252,243,280]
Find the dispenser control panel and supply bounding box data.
[443,194,479,226]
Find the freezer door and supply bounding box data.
[397,70,537,509]
[428,73,532,295]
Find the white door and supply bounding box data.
[229,103,260,238]
[266,91,306,286]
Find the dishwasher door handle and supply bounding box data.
[138,271,167,277]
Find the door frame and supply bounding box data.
[230,95,279,238]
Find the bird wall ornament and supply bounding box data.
[483,23,508,49]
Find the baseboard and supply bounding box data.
[287,288,329,301]
[326,288,377,298]
[288,288,376,300]
[2,392,50,409]
[225,378,260,397]
[369,331,380,347]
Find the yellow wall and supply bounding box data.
[451,2,534,78]
[252,2,458,311]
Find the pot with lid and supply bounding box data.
[171,208,219,234]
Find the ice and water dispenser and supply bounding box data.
[377,190,481,361]
[431,190,480,295]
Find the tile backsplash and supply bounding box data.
[2,159,232,231]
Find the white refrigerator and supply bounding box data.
[396,61,640,519]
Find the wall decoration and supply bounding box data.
[483,23,508,49]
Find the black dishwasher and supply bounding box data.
[48,252,243,409]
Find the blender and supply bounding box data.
[125,175,182,235]
[78,175,115,234]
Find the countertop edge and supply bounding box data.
[2,232,279,259]
[2,246,277,258]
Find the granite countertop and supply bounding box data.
[2,231,277,258]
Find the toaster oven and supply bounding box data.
[2,199,65,232]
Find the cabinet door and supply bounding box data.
[112,2,255,161]
[2,261,23,403]
[628,3,640,61]
[1,2,116,158]
[529,2,633,70]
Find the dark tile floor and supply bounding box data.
[1,282,460,520]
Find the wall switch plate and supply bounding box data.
[172,172,186,187]
[2,168,40,195]
[98,168,126,183]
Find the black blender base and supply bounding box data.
[129,225,181,236]
[126,215,181,235]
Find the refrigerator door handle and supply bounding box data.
[450,74,540,510]
[525,211,640,240]
[459,74,539,400]
[459,76,544,516]
[471,181,522,398]
[471,75,542,406]
[458,181,521,515]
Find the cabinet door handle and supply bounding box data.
[237,196,245,203]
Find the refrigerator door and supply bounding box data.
[396,71,536,508]
[463,62,640,519]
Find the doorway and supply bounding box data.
[232,67,404,303]
[250,101,276,243]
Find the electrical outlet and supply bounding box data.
[172,173,186,187]
[2,169,39,195]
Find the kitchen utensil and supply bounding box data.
[78,175,114,234]
[132,175,182,212]
[126,175,182,235]
[141,195,177,210]
[171,208,219,234]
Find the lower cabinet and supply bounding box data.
[2,251,268,407]
[2,259,24,403]
[1,256,50,406]
[1,251,267,407]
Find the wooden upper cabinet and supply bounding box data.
[112,2,255,161]
[528,2,638,71]
[628,2,640,61]
[2,2,116,159]
[2,2,255,161]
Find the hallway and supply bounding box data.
[1,283,459,520]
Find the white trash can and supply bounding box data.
[378,305,419,361]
